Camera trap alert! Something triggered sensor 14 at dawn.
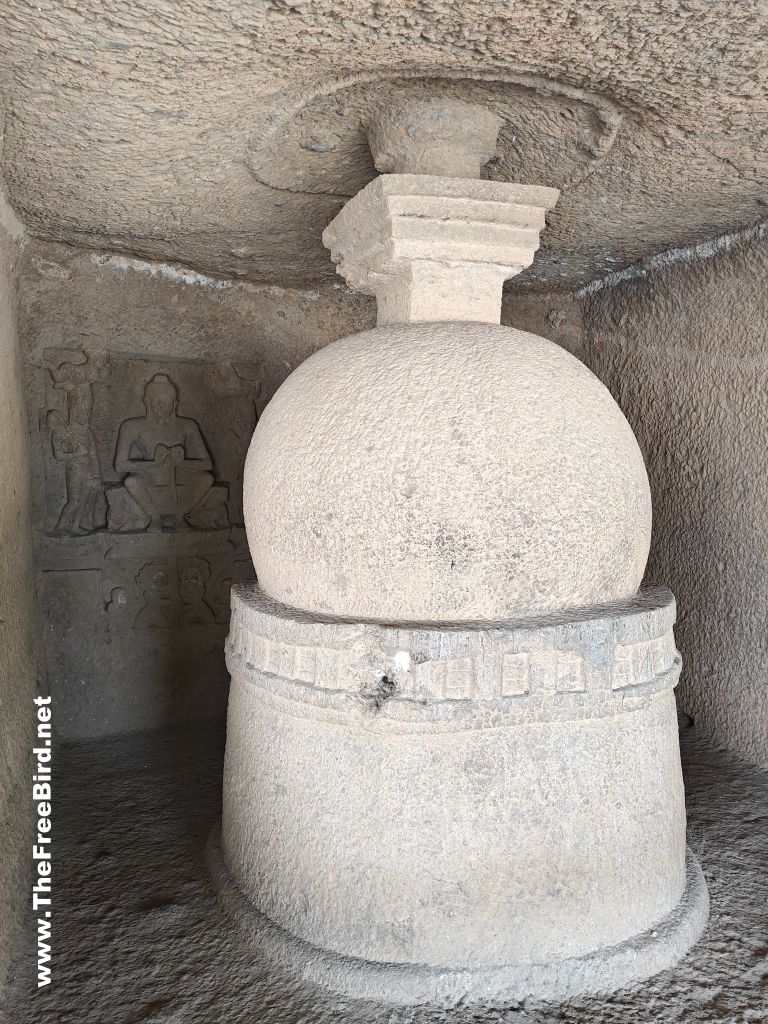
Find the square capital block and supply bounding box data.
[322,175,559,325]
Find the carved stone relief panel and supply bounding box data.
[37,349,265,536]
[98,530,248,632]
[31,349,264,738]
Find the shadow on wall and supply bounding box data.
[582,227,768,768]
[32,349,267,739]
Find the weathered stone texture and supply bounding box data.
[244,321,651,622]
[19,240,373,737]
[0,2,766,289]
[229,128,706,1001]
[322,174,559,324]
[504,227,768,768]
[220,586,706,1003]
[2,727,764,1023]
[584,227,768,768]
[0,193,38,999]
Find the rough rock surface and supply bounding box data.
[583,226,768,769]
[498,226,768,770]
[4,723,766,1022]
[0,191,38,1000]
[1,2,766,289]
[219,585,699,1000]
[366,99,503,178]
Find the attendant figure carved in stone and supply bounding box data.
[108,374,228,531]
[106,586,129,618]
[179,557,215,625]
[133,563,171,629]
[48,382,106,534]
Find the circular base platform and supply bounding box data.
[207,831,709,1007]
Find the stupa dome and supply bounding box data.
[243,320,651,622]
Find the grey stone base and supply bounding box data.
[208,832,709,1006]
[219,586,708,997]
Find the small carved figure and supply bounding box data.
[134,563,171,629]
[105,585,136,630]
[48,382,106,534]
[178,557,215,625]
[107,374,228,531]
[106,586,129,616]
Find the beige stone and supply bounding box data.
[367,99,503,178]
[226,98,708,1006]
[502,225,768,770]
[2,4,767,1017]
[582,227,768,769]
[322,175,559,324]
[16,240,373,739]
[2,3,767,290]
[244,320,652,622]
[245,165,649,622]
[218,584,707,1003]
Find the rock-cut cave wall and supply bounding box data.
[18,240,372,739]
[583,226,768,769]
[0,190,38,996]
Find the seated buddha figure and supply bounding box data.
[108,374,227,531]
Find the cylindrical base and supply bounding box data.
[208,835,708,1005]
[218,584,708,1002]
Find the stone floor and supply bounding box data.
[4,722,767,1024]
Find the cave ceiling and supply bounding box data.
[1,0,766,291]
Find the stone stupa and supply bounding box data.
[211,99,709,1005]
